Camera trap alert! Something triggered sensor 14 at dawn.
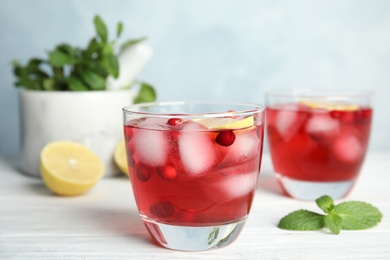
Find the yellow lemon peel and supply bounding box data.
[300,100,359,111]
[193,116,254,130]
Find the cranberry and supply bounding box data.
[136,167,151,182]
[167,118,182,126]
[330,110,342,119]
[356,108,372,124]
[158,165,177,180]
[150,201,175,218]
[216,130,236,146]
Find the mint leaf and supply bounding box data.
[94,15,108,43]
[134,82,157,104]
[278,195,383,235]
[49,50,73,67]
[121,37,147,50]
[316,195,335,213]
[278,209,325,231]
[79,70,106,90]
[117,22,123,38]
[334,201,383,230]
[324,214,343,234]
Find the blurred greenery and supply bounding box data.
[11,15,156,104]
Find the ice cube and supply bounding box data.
[306,113,340,143]
[221,130,260,164]
[178,122,220,177]
[137,117,171,129]
[332,135,364,164]
[274,105,307,141]
[132,127,168,167]
[204,173,258,203]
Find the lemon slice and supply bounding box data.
[300,100,359,111]
[40,141,104,196]
[194,116,254,130]
[114,139,129,176]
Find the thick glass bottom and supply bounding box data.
[142,217,246,251]
[276,173,356,200]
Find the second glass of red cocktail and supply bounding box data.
[266,89,373,200]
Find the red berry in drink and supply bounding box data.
[167,118,182,126]
[158,165,177,180]
[216,130,236,146]
[137,167,151,182]
[356,108,372,124]
[150,201,175,218]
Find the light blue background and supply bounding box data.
[1,0,389,156]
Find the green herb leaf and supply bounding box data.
[11,14,156,99]
[104,53,119,78]
[278,209,325,231]
[121,37,147,50]
[117,22,123,38]
[278,195,383,235]
[134,82,157,104]
[67,77,88,91]
[49,50,73,67]
[316,195,335,213]
[94,15,108,43]
[42,78,55,91]
[334,201,383,230]
[79,70,106,90]
[324,213,343,234]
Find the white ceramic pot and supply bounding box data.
[19,89,136,177]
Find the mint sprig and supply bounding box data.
[278,195,382,234]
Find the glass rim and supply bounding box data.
[122,100,264,118]
[265,88,374,98]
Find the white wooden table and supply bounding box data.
[1,153,389,259]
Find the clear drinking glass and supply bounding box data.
[265,89,373,200]
[122,101,264,251]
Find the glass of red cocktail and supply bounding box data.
[122,101,264,251]
[266,89,373,200]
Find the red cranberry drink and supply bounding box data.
[122,101,264,251]
[266,90,373,200]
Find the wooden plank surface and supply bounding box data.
[1,153,389,259]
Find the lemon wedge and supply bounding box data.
[194,116,254,130]
[40,141,104,196]
[114,139,129,176]
[300,100,359,111]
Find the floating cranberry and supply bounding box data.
[136,167,151,182]
[216,130,236,146]
[150,201,175,218]
[158,165,177,180]
[330,110,342,119]
[167,118,182,126]
[355,108,372,124]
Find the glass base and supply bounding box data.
[276,173,356,201]
[142,217,246,251]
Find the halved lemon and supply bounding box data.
[40,141,104,196]
[300,100,359,111]
[194,116,254,130]
[114,139,129,176]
